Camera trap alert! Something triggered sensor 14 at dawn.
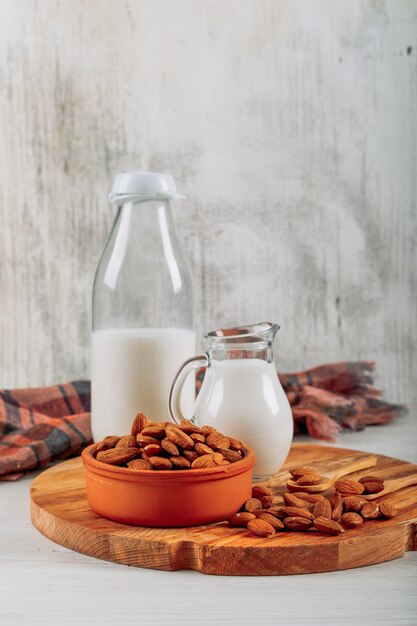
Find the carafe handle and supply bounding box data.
[168,354,208,425]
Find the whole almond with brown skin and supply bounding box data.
[169,456,191,469]
[244,497,263,512]
[127,458,152,470]
[329,492,343,521]
[296,472,324,486]
[217,447,242,462]
[149,456,172,470]
[379,501,397,519]
[143,443,163,457]
[178,422,203,435]
[362,481,385,494]
[116,435,137,448]
[201,425,217,436]
[359,475,384,485]
[182,449,199,462]
[343,496,366,512]
[313,516,345,535]
[211,452,225,464]
[229,437,244,452]
[247,518,275,537]
[194,442,215,456]
[360,502,379,519]
[206,432,225,449]
[94,436,120,454]
[283,493,310,509]
[191,454,216,469]
[312,499,332,519]
[137,435,160,448]
[228,512,256,526]
[141,426,166,439]
[289,466,315,480]
[283,516,312,531]
[252,485,272,499]
[161,438,180,456]
[257,514,284,530]
[96,447,139,465]
[166,426,194,449]
[131,412,148,436]
[281,506,314,521]
[190,433,206,444]
[341,512,363,528]
[335,479,365,495]
[260,496,275,509]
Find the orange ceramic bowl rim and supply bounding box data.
[82,443,255,484]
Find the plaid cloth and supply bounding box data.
[0,363,404,481]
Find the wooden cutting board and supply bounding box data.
[30,443,417,575]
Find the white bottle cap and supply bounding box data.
[109,171,185,205]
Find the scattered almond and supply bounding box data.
[247,518,276,537]
[335,479,365,496]
[257,514,284,530]
[313,516,345,535]
[379,501,397,519]
[283,493,310,509]
[244,498,263,512]
[360,502,379,519]
[342,496,366,512]
[312,499,332,519]
[281,506,314,521]
[283,516,312,531]
[251,485,272,499]
[329,492,343,521]
[341,512,363,528]
[228,512,256,527]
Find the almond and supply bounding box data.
[141,426,166,439]
[260,496,275,509]
[257,507,286,519]
[335,479,365,495]
[148,456,172,470]
[161,437,180,456]
[229,437,244,452]
[137,435,161,447]
[329,492,343,521]
[257,514,284,530]
[166,426,194,449]
[228,512,256,526]
[194,442,215,456]
[283,493,310,509]
[283,516,312,531]
[296,472,324,486]
[247,518,276,537]
[217,447,242,462]
[190,433,206,444]
[342,495,366,512]
[289,466,315,479]
[131,412,148,436]
[143,443,163,457]
[96,447,139,465]
[127,458,151,470]
[182,449,199,462]
[178,422,203,435]
[358,475,384,485]
[206,432,226,449]
[212,452,225,464]
[379,501,397,519]
[341,512,363,528]
[94,436,120,454]
[169,455,191,469]
[201,425,217,436]
[191,454,216,469]
[313,516,345,534]
[251,485,272,499]
[116,435,137,448]
[281,506,314,521]
[360,502,379,519]
[244,497,263,512]
[312,499,332,519]
[362,481,385,494]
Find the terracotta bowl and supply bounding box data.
[81,443,255,527]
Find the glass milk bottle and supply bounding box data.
[91,171,195,442]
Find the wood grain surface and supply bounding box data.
[0,1,416,404]
[30,443,417,575]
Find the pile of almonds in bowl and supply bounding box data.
[228,472,397,538]
[93,412,246,470]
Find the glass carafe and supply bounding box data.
[91,171,195,441]
[169,322,293,480]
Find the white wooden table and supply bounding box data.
[1,410,416,626]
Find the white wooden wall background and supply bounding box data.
[0,0,415,403]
